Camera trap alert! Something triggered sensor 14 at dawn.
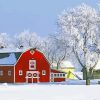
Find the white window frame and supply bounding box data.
[19,70,23,76]
[0,70,3,76]
[8,70,12,76]
[42,70,46,75]
[29,60,36,70]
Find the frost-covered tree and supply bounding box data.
[0,33,10,49]
[14,30,42,50]
[42,35,69,69]
[57,3,100,85]
[41,37,54,64]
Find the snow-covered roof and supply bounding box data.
[0,48,24,53]
[51,63,57,67]
[60,59,100,70]
[60,61,75,68]
[0,53,17,65]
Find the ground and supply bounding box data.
[0,80,100,100]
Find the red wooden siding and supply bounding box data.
[0,66,14,83]
[15,49,50,83]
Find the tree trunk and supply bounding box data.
[86,69,90,85]
[82,67,90,85]
[82,68,87,80]
[57,62,60,69]
[89,68,94,79]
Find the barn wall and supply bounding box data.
[0,66,14,83]
[54,78,65,82]
[15,49,50,83]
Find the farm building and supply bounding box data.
[51,61,77,79]
[0,48,66,83]
[59,61,76,79]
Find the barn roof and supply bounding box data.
[51,69,66,73]
[0,48,42,66]
[0,52,22,65]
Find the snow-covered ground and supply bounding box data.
[0,80,100,100]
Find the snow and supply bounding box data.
[0,48,24,53]
[0,53,16,65]
[60,61,75,68]
[94,59,100,70]
[61,59,100,71]
[73,72,83,79]
[66,79,99,85]
[0,82,100,100]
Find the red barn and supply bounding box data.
[0,48,66,83]
[15,48,50,83]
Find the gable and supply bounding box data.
[15,48,50,67]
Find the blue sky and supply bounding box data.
[0,0,99,37]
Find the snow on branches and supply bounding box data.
[0,33,10,49]
[14,30,42,50]
[57,3,100,69]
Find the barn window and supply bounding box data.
[33,73,37,77]
[27,73,32,77]
[8,71,12,76]
[63,74,65,77]
[60,74,62,77]
[29,60,36,70]
[42,70,46,75]
[19,70,23,76]
[51,73,53,77]
[0,70,3,76]
[30,49,35,55]
[54,74,57,77]
[57,74,60,77]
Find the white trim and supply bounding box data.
[27,71,39,73]
[14,65,15,83]
[25,76,40,78]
